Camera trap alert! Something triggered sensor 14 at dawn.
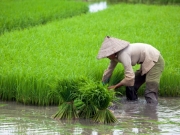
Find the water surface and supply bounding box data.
[89,1,107,13]
[0,97,180,135]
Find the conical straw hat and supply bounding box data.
[97,36,130,59]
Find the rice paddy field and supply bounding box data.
[0,0,180,106]
[0,0,88,34]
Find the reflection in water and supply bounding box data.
[0,97,180,134]
[112,98,160,134]
[89,2,107,13]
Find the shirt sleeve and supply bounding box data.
[102,60,118,82]
[118,53,135,86]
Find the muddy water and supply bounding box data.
[0,97,180,135]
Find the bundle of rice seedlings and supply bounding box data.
[78,80,118,124]
[75,78,98,119]
[92,84,118,124]
[77,100,98,119]
[52,78,80,120]
[93,96,117,124]
[53,101,78,120]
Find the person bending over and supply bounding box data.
[97,36,165,104]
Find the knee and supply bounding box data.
[145,82,159,93]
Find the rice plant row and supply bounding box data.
[0,0,88,34]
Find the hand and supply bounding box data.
[108,85,117,90]
[102,78,110,85]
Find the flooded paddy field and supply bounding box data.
[0,97,180,135]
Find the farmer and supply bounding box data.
[97,36,165,104]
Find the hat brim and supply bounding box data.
[97,37,129,59]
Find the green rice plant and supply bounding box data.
[74,97,98,120]
[78,80,118,124]
[93,109,117,124]
[0,75,17,101]
[52,77,85,120]
[53,102,78,120]
[47,83,62,105]
[77,92,98,119]
[15,75,51,105]
[91,85,118,124]
[0,0,88,34]
[73,99,85,111]
[77,80,99,119]
[78,102,98,119]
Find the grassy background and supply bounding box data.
[0,3,180,105]
[0,0,88,35]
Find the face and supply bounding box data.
[107,54,116,60]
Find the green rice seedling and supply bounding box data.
[15,74,52,106]
[93,109,117,124]
[78,80,118,124]
[79,104,97,119]
[77,79,98,119]
[47,83,62,105]
[53,101,78,120]
[77,99,98,119]
[73,97,98,120]
[0,75,17,101]
[52,77,84,120]
[65,77,98,119]
[73,99,84,111]
[92,84,118,124]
